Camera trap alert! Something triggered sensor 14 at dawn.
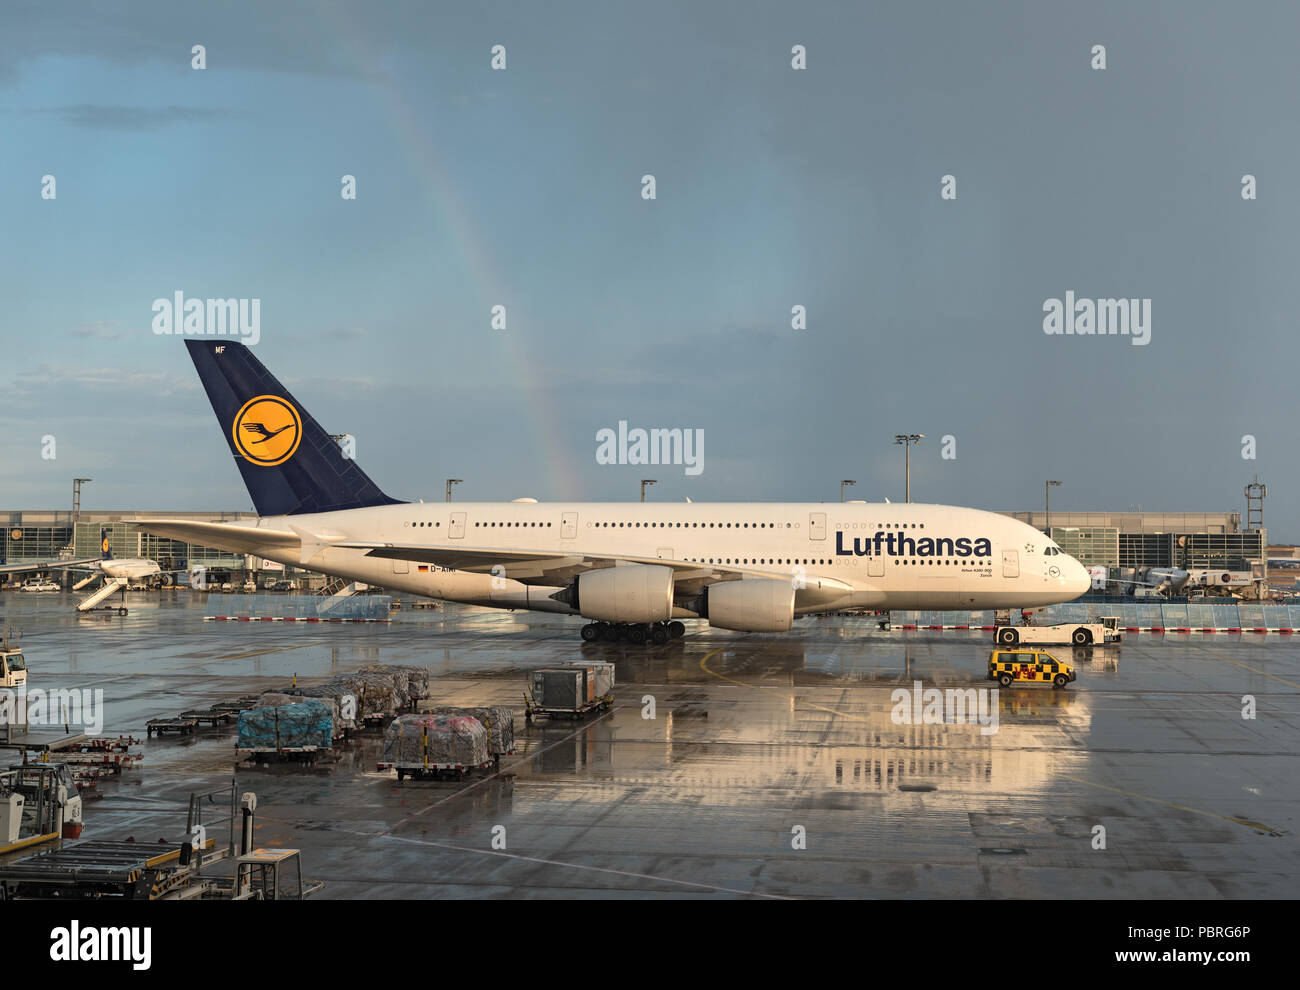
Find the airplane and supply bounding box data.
[138,340,1091,644]
[76,529,170,584]
[1089,565,1191,596]
[1,530,166,583]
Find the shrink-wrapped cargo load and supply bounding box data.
[313,672,397,719]
[237,699,332,752]
[382,714,489,768]
[293,684,359,732]
[421,706,514,756]
[258,692,347,739]
[359,664,431,706]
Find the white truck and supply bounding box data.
[994,616,1122,646]
[0,631,26,689]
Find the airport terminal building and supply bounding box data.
[1000,510,1266,574]
[0,509,272,584]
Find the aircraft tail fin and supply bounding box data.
[184,339,405,516]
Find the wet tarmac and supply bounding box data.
[1,591,1297,898]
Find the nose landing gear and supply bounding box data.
[578,620,687,645]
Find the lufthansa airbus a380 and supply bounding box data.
[140,341,1091,643]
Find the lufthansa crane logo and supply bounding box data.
[231,395,302,466]
[101,537,110,554]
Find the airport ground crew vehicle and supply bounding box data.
[988,649,1076,689]
[995,616,1121,646]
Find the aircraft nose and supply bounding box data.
[1065,555,1090,597]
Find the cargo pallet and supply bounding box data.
[146,717,198,737]
[0,840,192,900]
[523,696,612,724]
[379,759,497,781]
[57,751,141,776]
[178,709,237,728]
[236,746,336,769]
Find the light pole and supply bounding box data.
[445,479,463,502]
[640,479,656,503]
[1045,480,1061,533]
[841,479,856,502]
[71,478,92,553]
[893,434,923,503]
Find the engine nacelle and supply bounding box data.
[575,564,674,624]
[705,579,795,632]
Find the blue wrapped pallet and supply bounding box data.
[237,699,333,752]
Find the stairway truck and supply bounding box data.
[994,616,1122,647]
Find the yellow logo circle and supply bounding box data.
[232,395,302,467]
[101,537,110,553]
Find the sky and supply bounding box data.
[1,1,1296,536]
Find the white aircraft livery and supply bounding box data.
[139,341,1091,643]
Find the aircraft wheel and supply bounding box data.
[580,623,600,642]
[668,621,685,638]
[651,625,670,646]
[626,625,647,646]
[118,607,128,616]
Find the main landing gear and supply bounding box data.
[579,620,686,645]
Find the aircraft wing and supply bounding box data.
[340,542,856,606]
[132,520,856,607]
[135,519,300,555]
[0,557,101,576]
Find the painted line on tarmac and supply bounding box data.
[1211,655,1300,690]
[700,647,869,722]
[76,642,321,687]
[377,832,794,899]
[1056,773,1283,836]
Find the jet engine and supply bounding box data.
[566,564,675,624]
[704,579,795,632]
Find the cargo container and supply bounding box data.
[525,667,613,723]
[566,660,615,700]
